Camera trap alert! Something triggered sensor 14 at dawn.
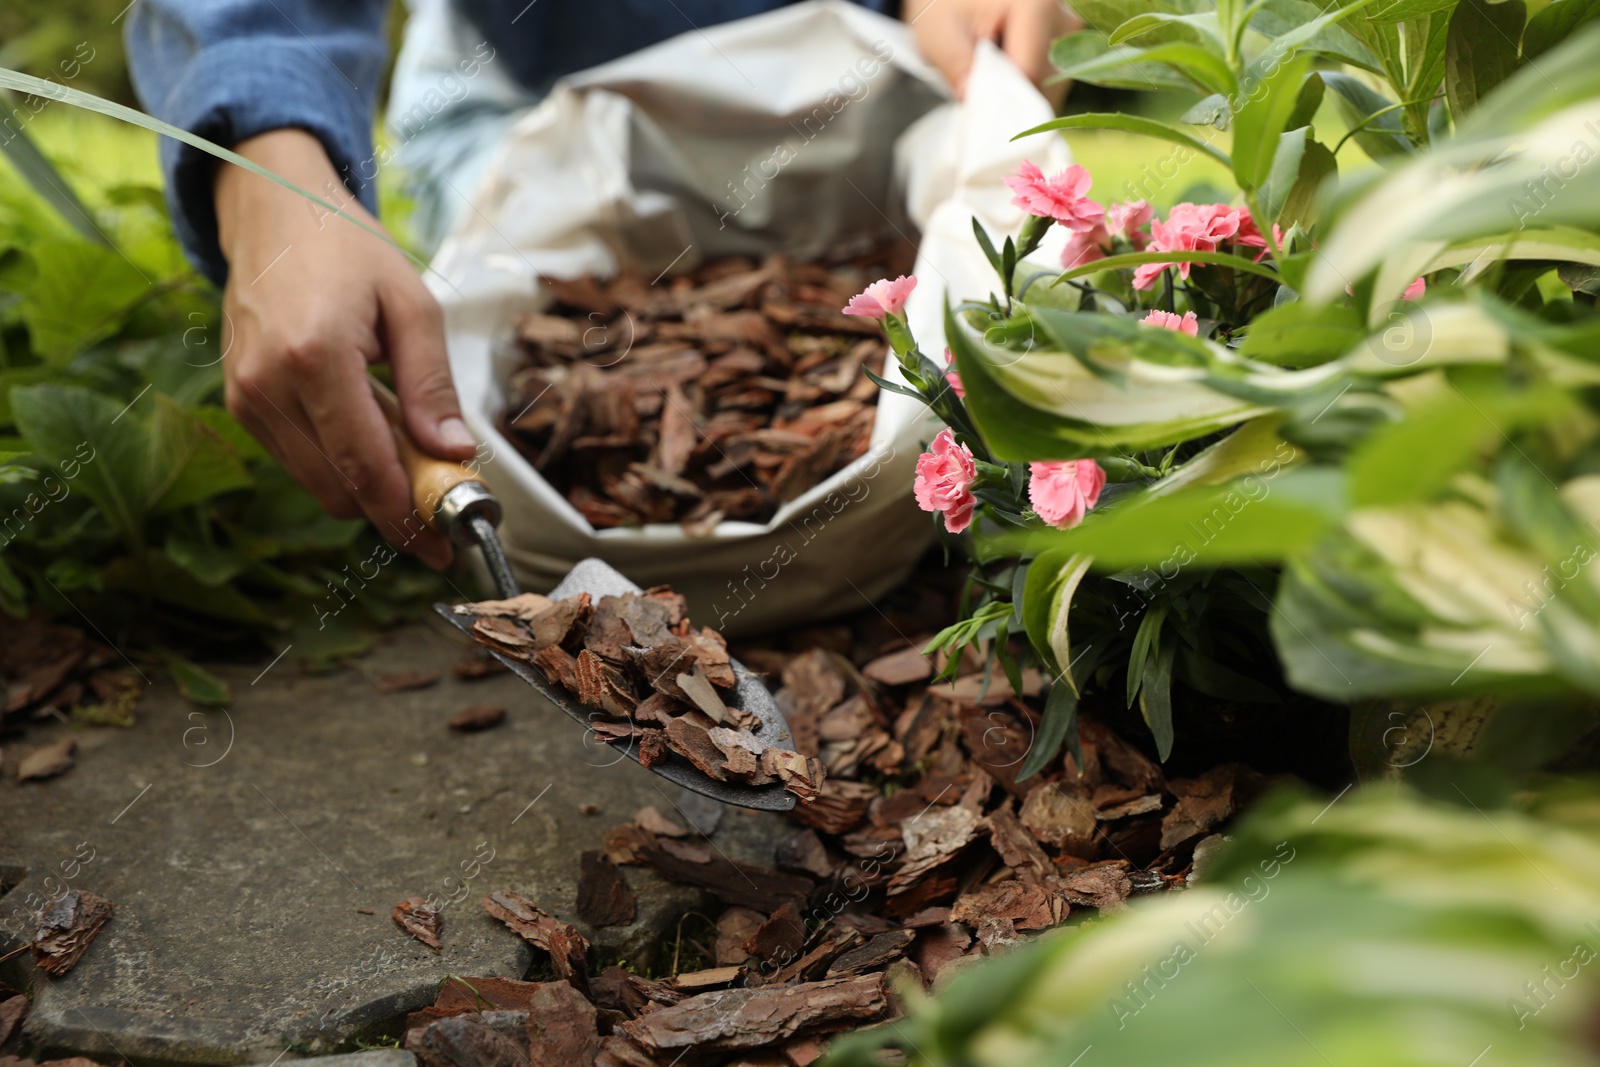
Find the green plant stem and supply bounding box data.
[1330,96,1440,156]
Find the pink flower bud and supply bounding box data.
[1141,309,1199,337]
[842,275,918,319]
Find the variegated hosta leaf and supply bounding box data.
[849,783,1600,1067]
[1308,44,1600,306]
[1024,547,1088,687]
[1270,494,1600,700]
[1147,416,1300,497]
[954,297,1518,466]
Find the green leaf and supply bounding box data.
[1017,681,1080,782]
[1014,113,1232,168]
[141,393,204,513]
[1056,249,1285,286]
[1424,229,1600,281]
[1181,93,1232,129]
[1347,384,1571,508]
[995,626,1027,707]
[1049,32,1196,91]
[1400,8,1454,137]
[147,397,253,513]
[234,469,365,556]
[951,306,1299,459]
[1253,0,1389,64]
[1023,548,1073,675]
[0,122,107,247]
[1176,645,1282,702]
[1373,0,1462,19]
[1233,52,1313,195]
[1258,126,1310,225]
[1287,72,1327,131]
[1072,0,1191,29]
[1149,417,1302,497]
[10,384,147,546]
[1279,137,1337,229]
[1127,601,1170,708]
[1240,299,1365,367]
[1110,10,1227,49]
[166,516,249,587]
[1524,0,1600,58]
[0,366,53,426]
[1027,550,1094,685]
[1322,72,1413,159]
[192,404,271,464]
[1013,468,1347,568]
[166,654,234,707]
[0,554,25,617]
[1057,41,1239,97]
[1251,0,1384,69]
[973,217,1003,278]
[1445,0,1527,120]
[1271,540,1496,700]
[1559,264,1600,296]
[1460,22,1600,137]
[1139,640,1178,760]
[103,553,272,624]
[20,239,149,364]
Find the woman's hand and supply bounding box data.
[902,0,1081,99]
[214,129,473,569]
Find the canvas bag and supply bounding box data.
[427,0,1070,634]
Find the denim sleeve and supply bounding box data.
[124,1,391,285]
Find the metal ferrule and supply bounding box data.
[435,481,502,546]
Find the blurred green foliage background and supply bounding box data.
[0,0,137,105]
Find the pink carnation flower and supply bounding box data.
[1141,309,1199,337]
[1106,200,1153,248]
[1060,199,1153,270]
[1235,208,1287,262]
[1061,224,1109,270]
[914,428,978,534]
[1403,276,1426,301]
[1133,203,1244,290]
[942,347,965,399]
[1005,161,1104,233]
[843,275,918,319]
[1028,459,1106,530]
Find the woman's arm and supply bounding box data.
[125,0,391,284]
[128,4,470,570]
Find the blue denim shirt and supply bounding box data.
[125,0,898,284]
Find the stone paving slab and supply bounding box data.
[273,1053,415,1067]
[0,619,784,1065]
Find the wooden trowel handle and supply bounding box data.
[369,378,488,533]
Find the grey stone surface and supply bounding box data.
[273,1053,416,1067]
[0,619,785,1065]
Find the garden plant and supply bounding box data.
[4,0,1600,1061]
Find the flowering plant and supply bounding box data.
[843,1,1600,778]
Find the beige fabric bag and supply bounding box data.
[428,0,1070,633]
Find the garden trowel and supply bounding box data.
[373,381,797,812]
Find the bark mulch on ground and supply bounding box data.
[409,563,1273,1066]
[0,614,141,782]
